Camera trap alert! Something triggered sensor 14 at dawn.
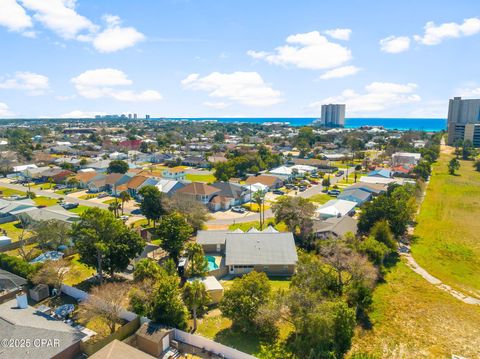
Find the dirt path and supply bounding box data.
[402,250,480,305]
[405,137,480,305]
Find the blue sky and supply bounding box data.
[0,0,479,119]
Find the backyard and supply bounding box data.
[185,173,216,183]
[411,149,480,297]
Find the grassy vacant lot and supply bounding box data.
[411,151,480,297]
[33,196,59,207]
[185,173,216,183]
[63,254,96,286]
[228,218,288,232]
[351,261,480,358]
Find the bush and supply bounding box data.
[0,253,41,279]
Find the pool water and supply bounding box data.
[205,256,219,271]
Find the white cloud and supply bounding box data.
[21,0,98,40]
[455,86,480,98]
[324,28,351,41]
[0,71,49,95]
[319,65,361,80]
[247,31,352,70]
[71,68,162,102]
[182,71,283,107]
[0,0,33,33]
[204,101,229,109]
[379,36,411,53]
[60,110,106,118]
[0,102,12,117]
[311,81,420,113]
[92,14,145,53]
[414,17,480,45]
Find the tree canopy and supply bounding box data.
[107,160,129,174]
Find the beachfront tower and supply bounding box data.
[320,104,345,127]
[447,97,480,147]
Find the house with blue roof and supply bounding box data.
[367,168,393,179]
[338,188,372,206]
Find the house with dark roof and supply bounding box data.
[337,188,372,206]
[208,182,251,211]
[343,182,387,196]
[312,216,358,239]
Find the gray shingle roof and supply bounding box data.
[225,232,297,266]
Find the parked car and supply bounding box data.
[61,203,79,210]
[120,215,129,221]
[310,174,319,178]
[272,190,285,195]
[97,193,108,198]
[231,206,246,213]
[299,186,307,192]
[310,180,319,185]
[335,170,345,177]
[328,189,341,196]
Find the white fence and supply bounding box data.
[174,329,256,359]
[60,284,137,322]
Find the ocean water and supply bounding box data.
[154,117,447,132]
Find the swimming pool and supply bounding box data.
[205,256,219,271]
[30,251,64,263]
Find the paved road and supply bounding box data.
[0,181,114,211]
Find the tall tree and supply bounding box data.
[138,185,166,227]
[71,208,144,282]
[252,190,266,229]
[133,258,165,282]
[157,212,193,263]
[107,160,129,174]
[448,158,460,175]
[31,259,76,295]
[184,242,208,277]
[34,219,70,250]
[119,191,132,215]
[183,280,210,332]
[164,194,209,232]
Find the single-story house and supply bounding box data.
[360,176,396,185]
[197,227,298,276]
[316,199,357,219]
[392,152,421,166]
[0,198,36,224]
[248,182,269,194]
[312,216,358,239]
[0,297,87,359]
[37,168,73,183]
[154,179,184,196]
[176,182,220,205]
[338,188,372,206]
[182,155,209,168]
[367,168,393,178]
[245,174,284,189]
[343,182,387,196]
[16,205,79,225]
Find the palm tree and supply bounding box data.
[119,191,132,215]
[183,281,209,332]
[184,242,207,277]
[252,190,265,230]
[108,202,121,218]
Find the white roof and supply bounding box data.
[155,179,180,194]
[269,166,293,175]
[188,276,223,292]
[13,164,38,172]
[291,164,316,172]
[249,182,269,192]
[393,152,421,159]
[360,176,396,185]
[316,199,357,217]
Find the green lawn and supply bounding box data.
[411,150,480,297]
[63,253,96,286]
[0,221,32,241]
[351,261,480,358]
[103,198,118,205]
[54,188,80,195]
[185,173,216,183]
[308,193,331,204]
[33,196,59,207]
[68,205,90,214]
[228,218,288,232]
[0,186,26,197]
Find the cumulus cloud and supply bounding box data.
[324,28,351,41]
[319,65,361,80]
[311,82,420,113]
[92,14,145,53]
[379,36,411,53]
[21,0,98,40]
[71,68,162,102]
[0,102,12,117]
[414,17,480,45]
[182,71,283,107]
[455,85,480,98]
[247,31,352,70]
[0,71,49,95]
[60,110,107,118]
[0,0,33,33]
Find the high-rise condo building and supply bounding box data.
[447,97,480,147]
[320,104,345,127]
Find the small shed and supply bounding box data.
[0,236,12,247]
[136,323,174,357]
[29,284,50,302]
[188,276,224,304]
